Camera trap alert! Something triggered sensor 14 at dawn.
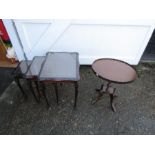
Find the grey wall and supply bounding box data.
[144,30,155,54]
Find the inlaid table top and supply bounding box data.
[92,58,137,84]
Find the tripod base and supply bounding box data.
[91,82,117,112]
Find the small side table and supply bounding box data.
[12,60,32,99]
[91,58,137,112]
[13,57,45,102]
[25,56,45,102]
[38,52,80,108]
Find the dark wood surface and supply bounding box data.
[0,37,7,61]
[92,58,137,83]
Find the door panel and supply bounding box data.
[13,19,155,64]
[14,20,71,59]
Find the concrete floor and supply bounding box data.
[0,63,155,135]
[0,68,13,95]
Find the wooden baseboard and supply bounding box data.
[0,61,18,68]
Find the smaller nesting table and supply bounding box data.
[13,57,45,102]
[12,60,32,99]
[92,58,137,112]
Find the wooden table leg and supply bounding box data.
[14,76,27,99]
[34,80,41,100]
[54,83,59,105]
[92,82,117,112]
[27,80,39,103]
[91,84,106,105]
[74,81,78,108]
[40,82,50,108]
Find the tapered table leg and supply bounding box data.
[91,84,105,104]
[74,82,78,108]
[110,94,116,112]
[40,82,50,108]
[34,80,41,100]
[91,92,104,105]
[14,76,27,99]
[54,83,59,105]
[27,80,39,103]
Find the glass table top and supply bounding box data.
[39,52,80,81]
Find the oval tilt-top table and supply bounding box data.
[91,58,137,112]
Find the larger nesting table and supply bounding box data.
[92,58,137,112]
[38,52,80,108]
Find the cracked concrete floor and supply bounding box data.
[0,63,155,135]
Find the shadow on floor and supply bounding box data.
[0,67,14,95]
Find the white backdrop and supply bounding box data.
[3,19,155,64]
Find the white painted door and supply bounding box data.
[7,20,155,64]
